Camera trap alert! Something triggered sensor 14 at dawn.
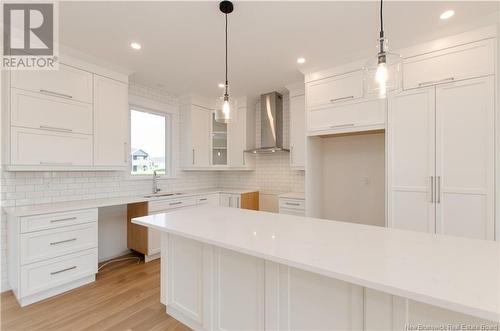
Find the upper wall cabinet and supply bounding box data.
[180,103,211,169]
[403,39,495,90]
[3,59,129,171]
[305,70,385,136]
[306,70,363,109]
[93,75,129,168]
[180,96,255,171]
[10,64,93,103]
[286,83,306,170]
[227,97,256,169]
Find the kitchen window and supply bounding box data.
[130,107,171,176]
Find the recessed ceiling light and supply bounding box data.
[297,57,306,64]
[440,10,454,20]
[218,83,225,88]
[130,42,142,50]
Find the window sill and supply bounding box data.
[125,174,177,181]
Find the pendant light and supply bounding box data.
[215,1,236,123]
[363,0,402,99]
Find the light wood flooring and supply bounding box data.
[1,255,190,331]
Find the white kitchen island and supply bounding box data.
[132,206,500,330]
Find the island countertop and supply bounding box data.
[132,206,500,322]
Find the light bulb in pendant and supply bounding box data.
[375,62,388,97]
[222,99,230,117]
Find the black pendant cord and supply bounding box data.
[379,0,385,53]
[224,13,228,97]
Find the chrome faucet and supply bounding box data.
[152,171,161,194]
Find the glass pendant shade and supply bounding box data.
[215,94,237,123]
[363,38,403,99]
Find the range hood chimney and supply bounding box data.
[245,92,289,154]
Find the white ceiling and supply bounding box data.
[60,1,499,98]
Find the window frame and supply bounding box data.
[128,104,172,179]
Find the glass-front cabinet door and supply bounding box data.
[212,113,227,165]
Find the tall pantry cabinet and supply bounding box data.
[387,37,496,240]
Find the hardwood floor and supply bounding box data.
[1,255,191,331]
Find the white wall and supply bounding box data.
[97,205,128,262]
[321,133,385,227]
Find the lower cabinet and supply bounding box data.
[220,192,259,210]
[161,233,495,331]
[127,197,197,262]
[8,209,98,307]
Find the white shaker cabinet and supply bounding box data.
[93,75,129,168]
[289,94,306,169]
[227,99,256,169]
[387,88,436,234]
[10,63,93,103]
[435,77,495,239]
[403,39,495,90]
[388,76,495,240]
[306,70,363,109]
[180,103,211,168]
[220,193,240,208]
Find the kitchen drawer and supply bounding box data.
[11,127,92,166]
[10,63,92,103]
[20,209,97,233]
[403,39,494,90]
[279,198,305,211]
[20,248,97,297]
[10,88,93,134]
[196,194,220,206]
[306,70,363,109]
[148,196,197,213]
[20,223,98,265]
[307,98,385,134]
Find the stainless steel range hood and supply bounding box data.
[245,92,289,154]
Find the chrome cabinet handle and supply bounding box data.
[199,198,207,201]
[429,176,434,203]
[242,151,245,166]
[192,149,195,165]
[436,176,441,203]
[169,201,183,206]
[40,89,73,99]
[40,162,73,166]
[39,125,73,133]
[50,238,77,245]
[50,266,77,275]
[330,123,355,129]
[290,145,294,164]
[285,202,300,206]
[418,77,454,87]
[330,96,354,103]
[50,217,76,223]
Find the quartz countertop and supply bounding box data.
[132,206,500,322]
[3,187,258,217]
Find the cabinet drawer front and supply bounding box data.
[148,197,197,213]
[403,39,494,89]
[308,98,385,133]
[21,209,98,233]
[20,248,97,297]
[307,71,363,109]
[11,127,92,166]
[10,63,92,103]
[20,223,98,265]
[279,207,306,216]
[279,198,305,210]
[11,88,93,134]
[196,194,220,206]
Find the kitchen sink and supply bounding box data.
[143,192,185,198]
